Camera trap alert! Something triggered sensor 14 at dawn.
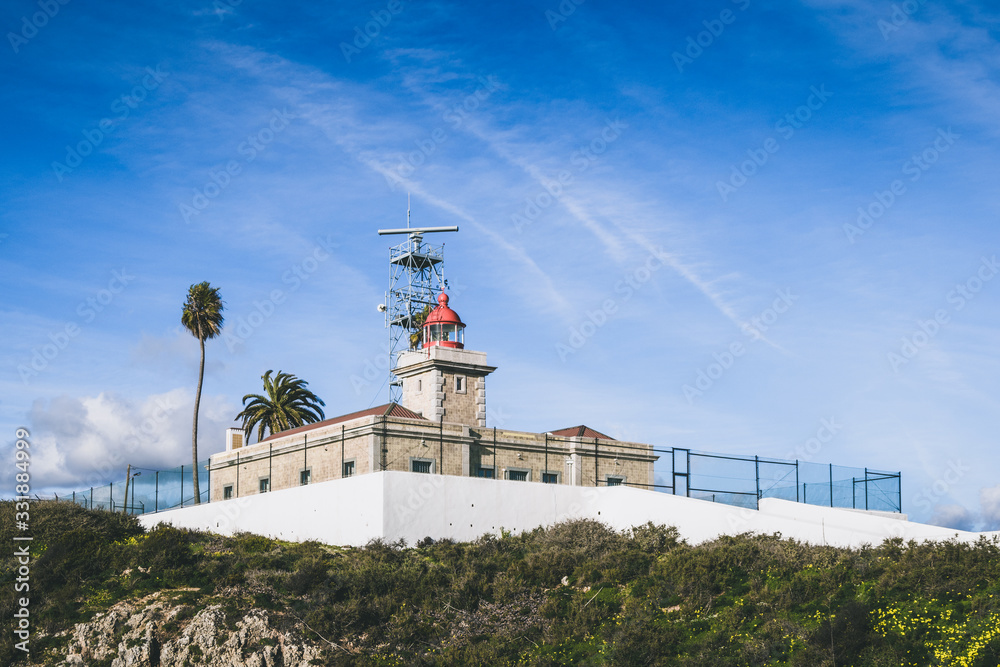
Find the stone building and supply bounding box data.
[208,293,657,501]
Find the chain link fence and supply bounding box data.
[47,427,900,516]
[53,459,210,515]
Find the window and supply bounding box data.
[417,379,422,392]
[300,469,311,486]
[505,468,529,482]
[455,375,465,393]
[606,476,625,487]
[477,466,495,479]
[343,460,356,477]
[411,458,433,474]
[542,472,559,484]
[223,485,233,500]
[259,478,270,493]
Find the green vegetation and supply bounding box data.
[181,280,225,504]
[235,369,327,444]
[2,500,999,665]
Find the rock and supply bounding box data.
[47,591,325,667]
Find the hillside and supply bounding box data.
[2,501,999,666]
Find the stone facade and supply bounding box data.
[395,345,495,426]
[208,310,655,502]
[209,415,657,502]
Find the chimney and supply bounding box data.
[226,428,244,452]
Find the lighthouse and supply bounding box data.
[395,293,496,427]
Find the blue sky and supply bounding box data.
[2,0,999,529]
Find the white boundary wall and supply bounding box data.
[140,471,998,549]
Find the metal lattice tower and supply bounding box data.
[378,204,458,403]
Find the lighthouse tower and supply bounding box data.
[395,293,496,427]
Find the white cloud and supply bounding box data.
[980,485,1000,530]
[23,388,235,490]
[928,503,975,532]
[130,326,205,370]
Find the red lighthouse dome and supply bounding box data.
[422,293,465,349]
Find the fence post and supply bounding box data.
[155,472,159,512]
[795,460,800,503]
[382,417,388,471]
[180,465,184,508]
[829,463,834,507]
[686,450,691,497]
[803,483,807,504]
[852,478,856,508]
[754,456,760,506]
[897,471,902,513]
[109,482,113,512]
[90,487,93,510]
[670,447,675,495]
[864,467,869,510]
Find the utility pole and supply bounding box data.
[123,464,131,514]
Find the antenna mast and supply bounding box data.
[378,199,458,404]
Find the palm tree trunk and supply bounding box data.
[191,334,205,504]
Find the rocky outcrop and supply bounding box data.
[53,591,325,667]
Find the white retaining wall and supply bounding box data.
[139,471,998,549]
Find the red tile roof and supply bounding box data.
[259,403,426,443]
[548,425,615,440]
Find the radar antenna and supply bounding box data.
[378,197,458,403]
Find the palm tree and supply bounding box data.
[181,281,224,505]
[409,304,432,349]
[236,370,326,444]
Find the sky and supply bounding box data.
[1,0,999,530]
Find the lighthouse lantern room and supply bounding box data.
[423,293,465,349]
[395,292,495,427]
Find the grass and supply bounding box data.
[1,500,999,665]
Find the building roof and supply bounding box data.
[548,425,616,440]
[424,292,464,326]
[259,403,426,443]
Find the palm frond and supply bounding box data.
[235,369,326,443]
[182,281,225,342]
